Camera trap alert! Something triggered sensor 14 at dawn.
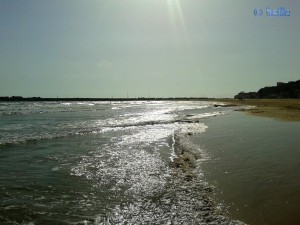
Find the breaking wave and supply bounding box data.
[0,111,225,146]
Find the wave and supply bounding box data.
[0,133,71,147]
[0,102,111,117]
[94,131,246,225]
[0,111,225,147]
[0,108,108,117]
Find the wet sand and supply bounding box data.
[213,99,300,121]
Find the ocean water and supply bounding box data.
[0,101,299,225]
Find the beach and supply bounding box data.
[214,99,300,121]
[198,112,300,225]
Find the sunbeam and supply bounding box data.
[166,0,190,46]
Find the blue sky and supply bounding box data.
[0,0,299,98]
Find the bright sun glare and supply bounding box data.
[166,0,190,45]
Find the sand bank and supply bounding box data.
[213,99,300,121]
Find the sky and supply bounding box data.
[0,0,299,98]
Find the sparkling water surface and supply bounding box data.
[1,101,299,225]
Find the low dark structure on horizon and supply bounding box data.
[234,80,300,99]
[0,96,212,102]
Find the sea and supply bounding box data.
[0,101,299,225]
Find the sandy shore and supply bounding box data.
[213,99,300,122]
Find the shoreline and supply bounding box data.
[213,99,300,122]
[0,97,213,102]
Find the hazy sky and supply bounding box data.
[0,0,299,98]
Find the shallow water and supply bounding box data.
[199,113,300,225]
[1,101,244,225]
[1,101,299,225]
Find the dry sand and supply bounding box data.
[213,99,300,122]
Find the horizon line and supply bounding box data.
[0,96,227,102]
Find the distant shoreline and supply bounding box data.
[0,96,215,102]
